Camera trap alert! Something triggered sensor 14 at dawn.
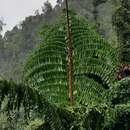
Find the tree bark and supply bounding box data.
[65,0,73,105]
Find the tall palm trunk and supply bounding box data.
[65,0,73,104]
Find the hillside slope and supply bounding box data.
[0,0,126,81]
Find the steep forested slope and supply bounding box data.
[0,0,129,81]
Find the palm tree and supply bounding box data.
[23,9,119,106]
[0,5,130,130]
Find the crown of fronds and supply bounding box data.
[23,12,119,106]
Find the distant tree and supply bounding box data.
[0,32,4,59]
[0,18,5,33]
[113,0,130,64]
[0,19,5,58]
[0,35,3,50]
[56,0,63,5]
[0,20,3,33]
[34,9,40,16]
[42,0,53,15]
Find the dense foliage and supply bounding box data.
[24,11,119,107]
[0,10,130,130]
[113,0,130,64]
[0,0,130,129]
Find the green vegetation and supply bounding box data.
[0,0,121,81]
[113,0,130,64]
[0,10,130,129]
[0,0,130,129]
[23,11,119,106]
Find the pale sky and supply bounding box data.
[0,0,57,34]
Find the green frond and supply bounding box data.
[23,12,119,106]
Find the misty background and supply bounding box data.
[0,0,57,34]
[0,0,129,84]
